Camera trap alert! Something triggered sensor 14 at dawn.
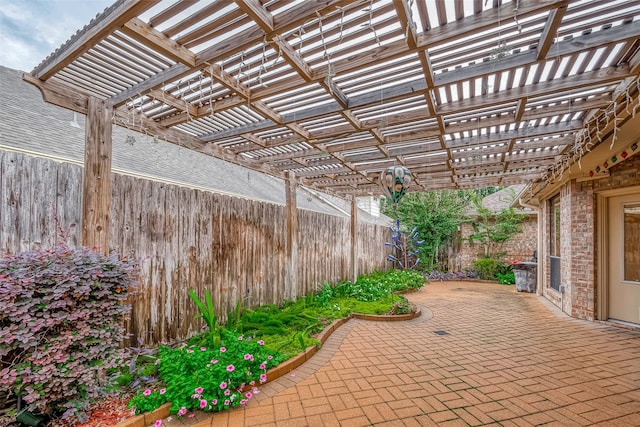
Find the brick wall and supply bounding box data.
[567,181,596,320]
[540,154,640,320]
[456,215,537,271]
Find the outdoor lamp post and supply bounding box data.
[380,166,411,204]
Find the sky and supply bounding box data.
[0,0,113,72]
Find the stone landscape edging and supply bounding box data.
[114,305,422,427]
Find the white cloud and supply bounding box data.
[0,0,112,72]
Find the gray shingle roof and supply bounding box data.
[0,65,388,225]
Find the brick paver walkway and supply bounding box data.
[169,281,640,426]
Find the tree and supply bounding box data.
[467,190,525,260]
[382,190,468,271]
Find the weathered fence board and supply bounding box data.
[1,152,391,345]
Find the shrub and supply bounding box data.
[495,264,515,285]
[336,269,426,302]
[473,257,500,280]
[496,271,516,285]
[0,244,138,420]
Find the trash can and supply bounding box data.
[512,262,537,292]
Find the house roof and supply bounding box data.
[0,65,387,224]
[482,184,535,214]
[24,0,640,198]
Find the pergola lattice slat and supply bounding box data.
[26,0,640,197]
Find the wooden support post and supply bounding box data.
[351,196,358,283]
[284,171,298,300]
[82,96,113,254]
[536,203,544,296]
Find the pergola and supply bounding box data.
[23,0,640,248]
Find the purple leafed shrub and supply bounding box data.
[0,243,138,420]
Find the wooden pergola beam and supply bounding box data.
[537,5,567,60]
[204,65,625,142]
[32,0,160,80]
[121,18,196,66]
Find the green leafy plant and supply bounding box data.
[467,191,525,260]
[473,257,500,280]
[128,330,282,415]
[189,288,222,348]
[496,271,516,285]
[495,263,515,284]
[126,269,427,416]
[382,190,468,271]
[0,243,138,420]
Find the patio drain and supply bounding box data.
[434,330,449,335]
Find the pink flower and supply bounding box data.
[159,389,166,395]
[260,362,266,370]
[267,355,273,360]
[186,349,194,353]
[240,399,247,405]
[250,381,255,386]
[200,399,207,409]
[220,381,227,389]
[188,413,195,418]
[260,373,267,383]
[245,392,253,399]
[212,399,218,405]
[290,372,296,377]
[210,359,218,364]
[143,389,152,396]
[257,340,265,345]
[200,347,206,351]
[195,387,204,394]
[252,387,260,394]
[177,407,187,416]
[224,389,231,396]
[244,354,252,360]
[238,335,244,341]
[227,364,235,372]
[220,347,226,352]
[224,400,230,406]
[154,420,162,427]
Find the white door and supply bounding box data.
[608,194,640,324]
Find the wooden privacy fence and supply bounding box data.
[0,150,391,345]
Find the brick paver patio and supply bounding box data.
[168,281,640,426]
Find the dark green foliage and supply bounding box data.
[382,191,468,271]
[122,268,425,416]
[129,329,282,415]
[473,258,516,282]
[496,271,516,285]
[473,257,500,280]
[495,264,515,285]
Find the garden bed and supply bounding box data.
[3,268,425,427]
[111,304,422,427]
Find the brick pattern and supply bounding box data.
[162,282,640,427]
[568,181,596,320]
[540,155,640,319]
[455,217,537,271]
